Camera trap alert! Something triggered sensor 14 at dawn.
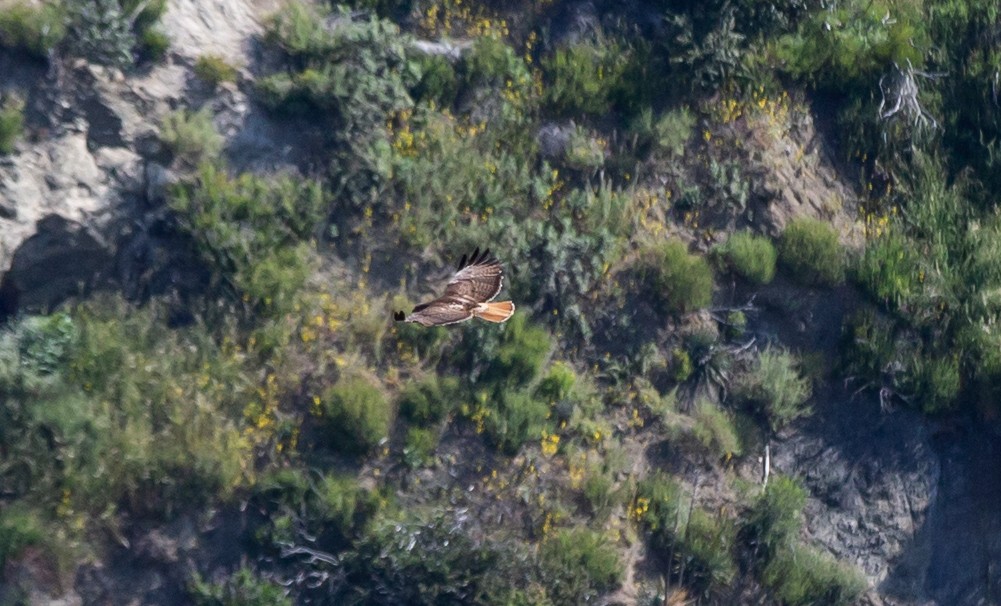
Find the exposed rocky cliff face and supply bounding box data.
[1,1,999,604]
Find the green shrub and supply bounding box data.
[0,94,25,155]
[743,475,806,557]
[66,0,136,68]
[720,231,777,284]
[0,2,66,58]
[630,106,696,158]
[403,426,437,468]
[485,389,550,455]
[693,399,742,458]
[774,0,925,91]
[641,240,714,314]
[320,373,392,454]
[311,473,379,538]
[908,354,961,414]
[541,38,629,118]
[0,506,45,568]
[160,109,223,167]
[534,361,577,405]
[854,229,919,307]
[635,473,736,595]
[190,567,292,606]
[562,125,606,172]
[397,375,461,425]
[539,527,623,603]
[762,544,866,606]
[479,313,551,388]
[337,510,518,604]
[779,218,845,286]
[169,164,326,316]
[734,347,812,430]
[462,34,531,92]
[411,53,458,106]
[194,54,238,86]
[138,26,169,62]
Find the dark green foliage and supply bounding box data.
[734,347,812,430]
[779,218,845,287]
[0,2,66,58]
[538,528,623,603]
[640,240,714,314]
[541,38,630,118]
[478,313,551,388]
[260,7,415,129]
[190,567,292,606]
[169,163,326,316]
[66,0,167,68]
[398,375,461,425]
[719,231,777,284]
[0,95,25,155]
[411,54,459,106]
[336,510,518,605]
[320,374,392,454]
[195,54,239,86]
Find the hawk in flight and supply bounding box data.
[393,248,515,327]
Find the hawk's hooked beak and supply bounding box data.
[393,311,406,322]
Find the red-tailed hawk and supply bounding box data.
[393,248,515,326]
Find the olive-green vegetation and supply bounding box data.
[0,94,25,155]
[9,0,1001,600]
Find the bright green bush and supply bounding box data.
[0,94,25,155]
[160,109,223,167]
[539,527,623,603]
[854,229,919,308]
[734,347,812,430]
[0,2,66,58]
[194,54,239,86]
[190,567,292,606]
[320,373,392,454]
[779,218,845,286]
[693,399,742,458]
[720,231,777,284]
[762,544,866,606]
[641,240,714,314]
[774,0,925,91]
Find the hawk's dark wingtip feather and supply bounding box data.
[393,311,405,321]
[457,253,467,270]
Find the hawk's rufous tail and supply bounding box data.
[475,301,515,323]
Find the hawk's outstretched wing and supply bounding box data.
[394,247,513,327]
[443,248,504,303]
